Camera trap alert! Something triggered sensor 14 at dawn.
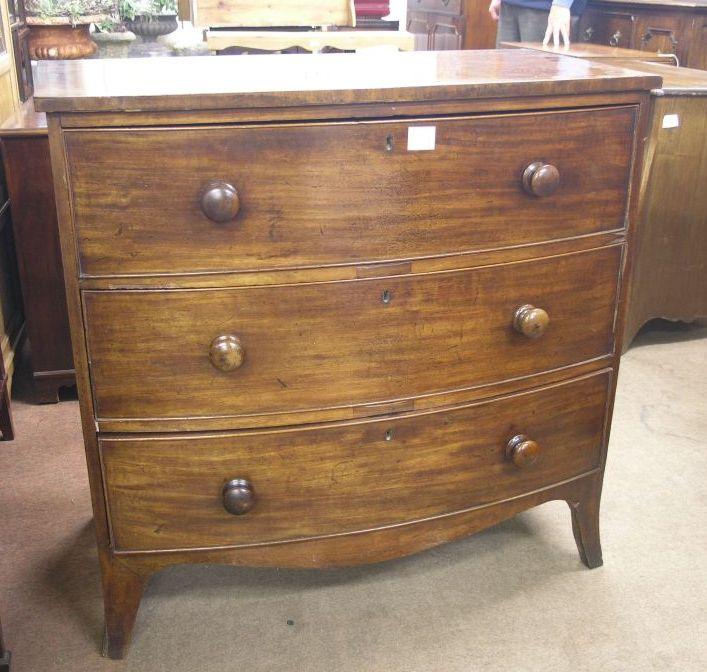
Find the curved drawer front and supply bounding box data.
[66,106,635,277]
[84,246,621,424]
[101,372,610,552]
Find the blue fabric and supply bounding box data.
[503,0,588,17]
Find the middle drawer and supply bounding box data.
[84,246,621,426]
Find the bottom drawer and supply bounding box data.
[102,372,611,552]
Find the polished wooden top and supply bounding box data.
[33,50,661,114]
[0,99,48,137]
[610,60,707,94]
[500,42,678,63]
[588,0,706,8]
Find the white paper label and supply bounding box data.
[407,126,436,151]
[662,114,680,129]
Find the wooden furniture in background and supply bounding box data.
[496,44,707,348]
[407,0,466,49]
[0,147,21,436]
[579,0,707,69]
[10,26,32,103]
[0,614,10,672]
[609,61,707,347]
[0,102,74,403]
[407,0,497,50]
[0,328,13,441]
[35,50,657,658]
[500,40,680,64]
[0,0,25,430]
[8,0,32,102]
[464,0,499,48]
[198,0,414,52]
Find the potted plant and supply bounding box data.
[92,14,136,58]
[25,0,115,59]
[120,0,178,41]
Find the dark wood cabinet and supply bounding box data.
[407,0,466,49]
[0,614,11,672]
[8,0,33,102]
[11,26,33,103]
[579,0,707,69]
[581,8,636,47]
[0,105,74,403]
[0,331,14,441]
[0,154,21,438]
[610,61,707,348]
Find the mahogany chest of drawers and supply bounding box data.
[34,50,659,658]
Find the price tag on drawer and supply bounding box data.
[407,126,436,151]
[662,114,680,129]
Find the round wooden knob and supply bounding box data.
[223,479,255,515]
[513,304,550,339]
[506,435,541,468]
[209,334,245,372]
[200,180,240,223]
[522,162,560,197]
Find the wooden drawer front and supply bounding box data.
[580,10,636,48]
[101,371,610,552]
[84,246,621,424]
[635,14,686,62]
[66,107,635,277]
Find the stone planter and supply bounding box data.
[93,30,136,59]
[125,14,178,42]
[26,15,106,60]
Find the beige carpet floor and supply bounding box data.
[1,321,706,672]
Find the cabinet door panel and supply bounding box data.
[406,10,431,50]
[635,13,687,64]
[429,16,464,50]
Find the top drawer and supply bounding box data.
[65,106,635,277]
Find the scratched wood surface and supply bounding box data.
[102,372,609,552]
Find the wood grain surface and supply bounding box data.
[500,41,679,64]
[101,371,610,552]
[0,135,74,402]
[193,0,355,28]
[625,91,707,344]
[66,107,635,277]
[40,51,655,656]
[32,50,662,113]
[83,246,622,425]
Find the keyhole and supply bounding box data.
[385,134,394,152]
[385,429,393,441]
[381,289,392,304]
